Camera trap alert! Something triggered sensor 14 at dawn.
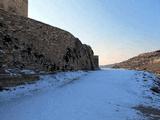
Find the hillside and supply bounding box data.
[113,50,160,74]
[100,64,116,68]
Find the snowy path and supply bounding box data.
[0,69,160,120]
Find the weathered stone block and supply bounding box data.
[94,55,99,69]
[0,0,28,17]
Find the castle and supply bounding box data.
[0,0,28,17]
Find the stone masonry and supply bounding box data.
[0,0,28,17]
[0,9,99,72]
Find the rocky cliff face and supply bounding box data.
[0,10,99,73]
[113,50,160,74]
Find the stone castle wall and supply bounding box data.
[0,10,99,72]
[94,56,99,69]
[0,0,28,17]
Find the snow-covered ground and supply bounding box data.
[0,69,160,120]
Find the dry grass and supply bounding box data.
[0,74,39,88]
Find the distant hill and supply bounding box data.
[113,50,160,74]
[100,64,116,68]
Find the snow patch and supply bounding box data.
[0,71,87,102]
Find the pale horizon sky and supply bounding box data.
[29,0,160,65]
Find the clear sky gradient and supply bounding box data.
[29,0,160,65]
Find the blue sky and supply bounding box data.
[29,0,160,65]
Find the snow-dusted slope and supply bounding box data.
[0,69,159,120]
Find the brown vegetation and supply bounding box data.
[0,74,39,88]
[113,50,160,74]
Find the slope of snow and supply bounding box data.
[0,69,159,120]
[0,71,87,102]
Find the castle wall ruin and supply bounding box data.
[0,1,99,73]
[0,0,28,17]
[0,10,99,72]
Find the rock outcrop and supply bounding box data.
[113,50,160,74]
[0,9,99,72]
